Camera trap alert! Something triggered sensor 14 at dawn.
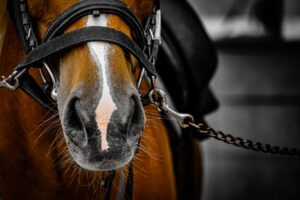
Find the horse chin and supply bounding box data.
[65,135,138,171]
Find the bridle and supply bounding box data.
[1,1,161,199]
[2,0,161,111]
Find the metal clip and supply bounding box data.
[39,62,58,101]
[151,76,157,88]
[149,89,194,128]
[0,71,20,90]
[136,68,145,89]
[26,28,32,40]
[92,10,101,17]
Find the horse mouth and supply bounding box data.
[72,148,136,171]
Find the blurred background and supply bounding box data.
[187,0,300,199]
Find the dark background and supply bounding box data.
[187,0,300,199]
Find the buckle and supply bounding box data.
[148,87,194,128]
[0,70,21,90]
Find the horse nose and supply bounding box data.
[61,89,145,148]
[128,93,146,138]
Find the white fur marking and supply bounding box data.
[87,15,117,151]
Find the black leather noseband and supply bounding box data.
[17,27,157,75]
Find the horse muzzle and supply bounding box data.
[58,86,145,171]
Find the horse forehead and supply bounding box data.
[27,0,149,26]
[27,0,140,15]
[27,0,80,17]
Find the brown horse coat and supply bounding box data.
[0,0,201,199]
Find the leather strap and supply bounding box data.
[9,0,38,53]
[103,170,116,200]
[8,0,146,53]
[124,160,134,200]
[17,26,157,76]
[43,0,146,48]
[18,71,56,111]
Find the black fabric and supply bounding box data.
[17,27,157,76]
[158,0,218,116]
[43,0,146,48]
[157,0,218,199]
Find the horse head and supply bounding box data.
[27,0,155,171]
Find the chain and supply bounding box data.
[148,85,300,157]
[187,121,300,157]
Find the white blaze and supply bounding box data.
[87,15,117,151]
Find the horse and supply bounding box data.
[0,0,204,199]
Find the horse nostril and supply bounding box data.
[127,94,145,138]
[74,100,91,127]
[108,93,145,140]
[64,98,89,147]
[66,99,82,130]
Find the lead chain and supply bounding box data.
[149,87,300,157]
[187,121,300,157]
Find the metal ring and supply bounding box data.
[40,62,58,101]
